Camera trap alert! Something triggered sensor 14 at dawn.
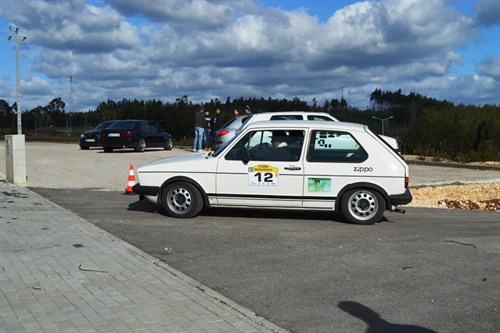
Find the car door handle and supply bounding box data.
[284,166,302,171]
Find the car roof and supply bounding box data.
[249,111,338,119]
[244,119,367,131]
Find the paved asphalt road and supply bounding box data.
[28,188,500,333]
[2,142,500,332]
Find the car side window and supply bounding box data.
[270,115,302,120]
[225,130,304,162]
[307,130,367,163]
[149,123,160,133]
[307,115,334,121]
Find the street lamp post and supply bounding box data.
[8,25,26,134]
[5,25,27,184]
[372,116,394,136]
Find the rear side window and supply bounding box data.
[307,115,334,121]
[270,115,302,120]
[307,130,367,163]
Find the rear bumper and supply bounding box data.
[389,189,412,206]
[132,183,159,197]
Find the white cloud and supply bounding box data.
[0,0,498,111]
[476,57,500,80]
[2,0,139,52]
[475,0,500,27]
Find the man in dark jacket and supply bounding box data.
[210,108,224,150]
[193,107,205,152]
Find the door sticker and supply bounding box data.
[308,178,331,192]
[248,164,279,186]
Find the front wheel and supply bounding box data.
[103,147,113,153]
[135,138,146,152]
[161,182,203,218]
[341,189,385,225]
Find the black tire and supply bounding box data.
[161,182,203,218]
[80,146,89,150]
[164,137,173,150]
[135,138,146,152]
[103,147,113,153]
[341,189,385,225]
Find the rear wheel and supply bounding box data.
[135,138,146,152]
[341,189,385,225]
[103,147,113,153]
[161,182,203,218]
[164,137,173,150]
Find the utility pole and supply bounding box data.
[7,25,26,134]
[5,24,27,184]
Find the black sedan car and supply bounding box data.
[79,121,115,149]
[98,120,173,153]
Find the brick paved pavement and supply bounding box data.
[0,179,287,333]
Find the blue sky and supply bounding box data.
[0,0,499,113]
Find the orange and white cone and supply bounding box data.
[125,165,136,194]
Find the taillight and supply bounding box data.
[122,131,133,138]
[99,132,105,137]
[405,177,409,188]
[218,129,230,137]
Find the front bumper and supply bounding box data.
[132,183,159,197]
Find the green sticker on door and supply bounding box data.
[308,178,331,192]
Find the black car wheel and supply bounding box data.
[103,147,113,153]
[161,182,203,218]
[80,146,89,150]
[341,189,385,225]
[164,138,173,150]
[135,138,146,152]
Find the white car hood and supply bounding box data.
[138,153,213,173]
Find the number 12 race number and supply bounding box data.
[248,165,279,186]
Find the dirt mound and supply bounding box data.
[409,183,500,211]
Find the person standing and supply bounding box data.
[233,108,240,117]
[210,108,224,149]
[203,109,212,151]
[244,105,251,114]
[193,107,205,152]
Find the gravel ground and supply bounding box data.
[1,141,499,211]
[403,156,500,211]
[409,182,500,211]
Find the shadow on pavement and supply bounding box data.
[338,301,438,333]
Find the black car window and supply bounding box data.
[307,115,334,121]
[270,115,302,120]
[149,123,160,133]
[108,121,137,130]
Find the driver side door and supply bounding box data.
[215,129,305,208]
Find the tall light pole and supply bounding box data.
[7,25,26,134]
[372,116,394,136]
[6,25,27,184]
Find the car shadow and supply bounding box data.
[97,148,166,154]
[126,198,395,224]
[338,301,438,333]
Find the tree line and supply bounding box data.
[0,90,498,162]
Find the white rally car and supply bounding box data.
[133,120,412,225]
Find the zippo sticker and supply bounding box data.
[308,178,331,192]
[248,164,279,186]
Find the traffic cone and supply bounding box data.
[125,165,136,194]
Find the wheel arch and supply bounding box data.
[336,182,390,212]
[159,176,210,207]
